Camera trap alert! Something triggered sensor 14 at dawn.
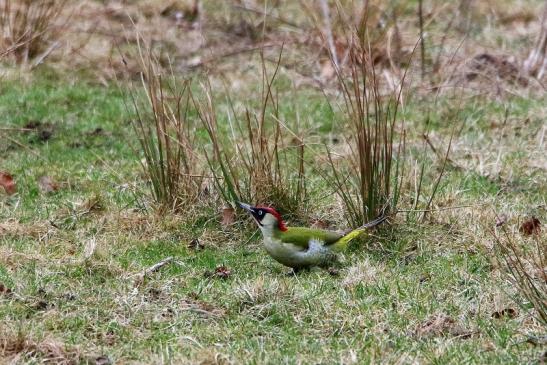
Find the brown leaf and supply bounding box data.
[0,282,12,295]
[214,265,231,278]
[0,172,16,195]
[492,307,518,319]
[188,238,204,250]
[415,314,473,338]
[205,265,231,279]
[221,206,236,226]
[519,217,541,236]
[38,176,59,193]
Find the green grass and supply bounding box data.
[0,72,545,364]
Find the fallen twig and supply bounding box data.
[0,133,42,158]
[142,256,174,276]
[31,41,61,70]
[133,256,174,286]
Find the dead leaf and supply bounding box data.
[214,265,231,278]
[415,314,473,338]
[520,217,541,236]
[221,206,236,226]
[491,307,518,319]
[205,265,231,279]
[0,171,16,195]
[38,176,59,193]
[0,282,12,295]
[188,238,204,250]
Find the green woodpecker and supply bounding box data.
[238,202,387,270]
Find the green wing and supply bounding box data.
[277,227,343,249]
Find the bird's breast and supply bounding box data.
[263,237,303,262]
[262,236,335,268]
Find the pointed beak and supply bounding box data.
[237,201,254,214]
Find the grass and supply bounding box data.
[0,69,545,363]
[127,43,202,212]
[194,52,308,218]
[1,1,546,363]
[0,0,69,65]
[319,25,409,226]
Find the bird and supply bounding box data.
[238,202,387,272]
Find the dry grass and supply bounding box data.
[0,1,546,364]
[0,330,83,365]
[0,0,70,66]
[310,2,413,226]
[492,221,546,325]
[125,37,204,211]
[194,51,307,217]
[1,0,542,91]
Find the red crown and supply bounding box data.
[257,206,287,231]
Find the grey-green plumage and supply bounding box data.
[275,227,343,249]
[238,202,387,270]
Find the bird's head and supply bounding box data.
[238,202,287,232]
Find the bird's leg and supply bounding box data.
[321,256,341,276]
[286,267,306,276]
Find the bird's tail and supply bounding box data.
[330,215,388,251]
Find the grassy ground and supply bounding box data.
[1,0,546,363]
[0,70,545,364]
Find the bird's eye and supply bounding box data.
[258,211,263,216]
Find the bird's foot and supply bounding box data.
[286,268,299,276]
[286,267,304,276]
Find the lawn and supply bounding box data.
[1,1,546,364]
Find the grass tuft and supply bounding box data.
[125,38,203,212]
[492,221,547,325]
[194,50,308,218]
[317,4,409,226]
[0,0,69,65]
